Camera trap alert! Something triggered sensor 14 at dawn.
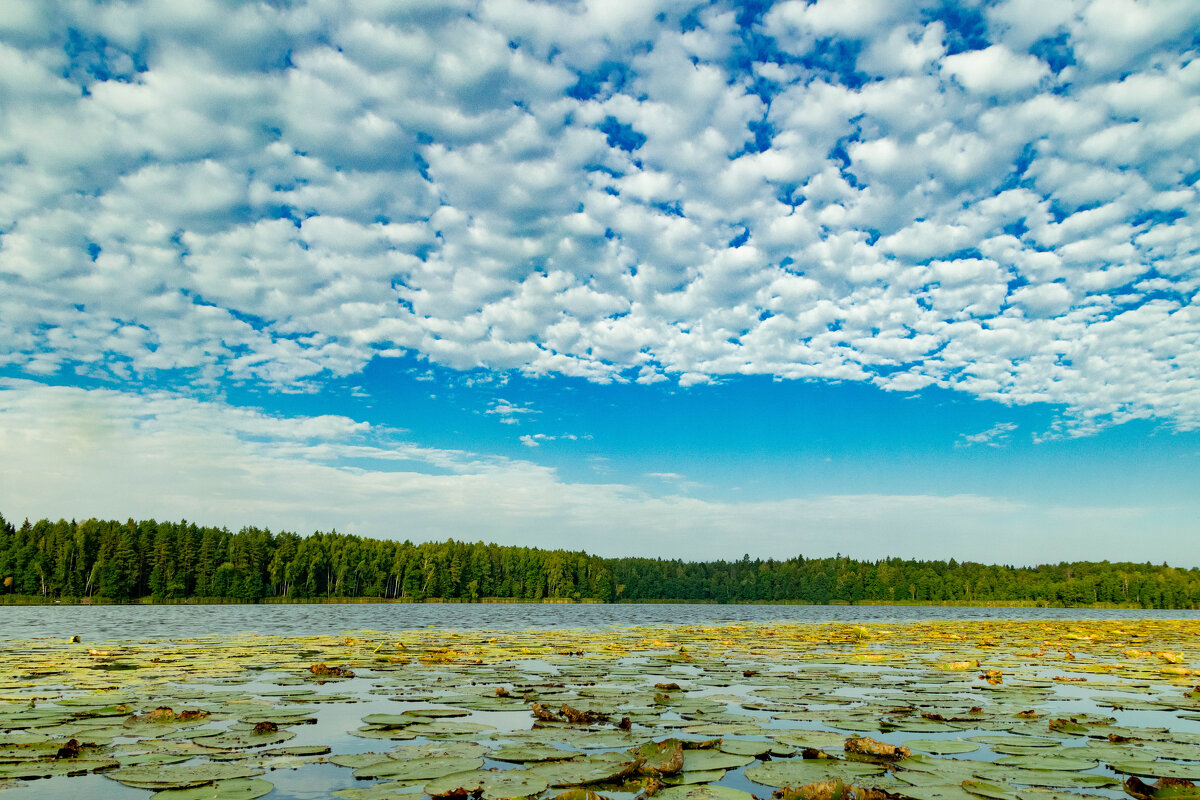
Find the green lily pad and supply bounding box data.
[391,742,491,761]
[905,740,980,755]
[353,755,485,781]
[900,784,993,800]
[404,708,472,718]
[773,731,853,750]
[962,780,1021,800]
[149,778,275,800]
[108,763,265,790]
[656,785,756,800]
[260,745,330,757]
[1002,770,1120,789]
[403,720,495,736]
[967,737,1061,749]
[718,739,774,757]
[663,769,727,785]
[362,714,418,728]
[331,753,391,769]
[681,750,754,772]
[333,782,426,800]
[994,754,1099,771]
[1108,761,1200,781]
[480,769,552,799]
[745,758,886,788]
[492,744,579,763]
[530,751,643,787]
[200,729,296,750]
[424,768,550,800]
[0,758,120,779]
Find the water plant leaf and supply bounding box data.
[746,758,886,788]
[657,786,756,800]
[148,777,275,800]
[772,779,896,800]
[993,754,1099,771]
[1109,762,1200,781]
[107,763,265,789]
[530,751,644,786]
[491,744,580,763]
[353,755,485,781]
[962,780,1021,800]
[718,739,774,757]
[333,782,426,800]
[663,769,726,785]
[904,740,980,755]
[423,768,551,800]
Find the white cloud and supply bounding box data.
[942,45,1050,95]
[0,0,1198,436]
[958,421,1019,447]
[487,398,539,424]
[4,379,1195,565]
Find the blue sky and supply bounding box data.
[1,0,1198,565]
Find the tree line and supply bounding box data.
[1,513,1197,608]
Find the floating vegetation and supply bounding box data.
[1,620,1199,800]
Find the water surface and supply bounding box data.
[3,602,1196,641]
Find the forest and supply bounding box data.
[1,513,1198,608]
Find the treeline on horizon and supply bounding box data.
[1,513,1198,608]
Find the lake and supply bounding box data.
[3,609,1200,800]
[2,602,1199,642]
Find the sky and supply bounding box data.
[1,0,1198,566]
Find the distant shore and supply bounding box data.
[0,594,1166,609]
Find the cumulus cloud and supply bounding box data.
[958,421,1018,447]
[0,0,1198,435]
[4,379,1195,565]
[942,45,1049,95]
[487,398,539,425]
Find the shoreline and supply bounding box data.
[0,594,1174,609]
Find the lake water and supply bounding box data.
[4,604,1200,800]
[2,602,1197,641]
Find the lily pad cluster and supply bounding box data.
[0,620,1198,800]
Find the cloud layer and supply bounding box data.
[1,0,1198,435]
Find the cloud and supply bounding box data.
[0,1,1198,436]
[4,379,1195,565]
[519,431,578,447]
[958,421,1018,447]
[486,398,539,425]
[942,45,1049,95]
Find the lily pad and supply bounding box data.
[149,778,275,800]
[663,769,727,785]
[353,755,485,781]
[1109,762,1200,781]
[904,740,980,755]
[108,763,265,790]
[745,758,886,788]
[962,780,1022,800]
[333,783,426,800]
[424,769,550,800]
[492,744,579,763]
[530,751,644,787]
[657,786,757,800]
[718,739,774,757]
[993,754,1099,771]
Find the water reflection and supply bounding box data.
[2,602,1197,642]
